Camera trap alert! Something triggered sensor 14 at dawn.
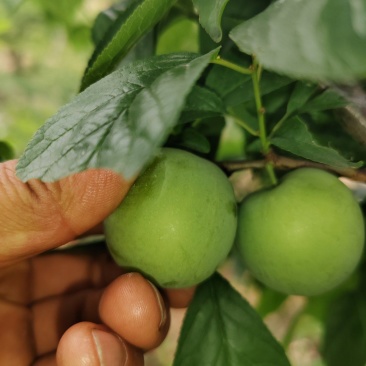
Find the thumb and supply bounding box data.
[57,322,144,366]
[0,160,132,267]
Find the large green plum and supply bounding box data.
[104,148,237,288]
[237,168,365,296]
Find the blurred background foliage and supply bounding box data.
[0,0,200,157]
[0,0,109,156]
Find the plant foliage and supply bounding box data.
[13,0,366,364]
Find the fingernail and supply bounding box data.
[147,280,167,329]
[92,329,127,366]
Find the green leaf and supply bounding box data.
[262,84,293,115]
[180,86,225,123]
[91,2,154,64]
[16,50,218,182]
[323,292,366,366]
[175,128,211,153]
[227,104,259,133]
[206,64,251,105]
[270,117,362,168]
[193,0,230,42]
[173,273,291,366]
[304,113,366,164]
[0,141,14,162]
[300,89,349,113]
[286,82,318,115]
[273,86,349,134]
[230,0,366,82]
[198,0,271,54]
[195,116,226,161]
[91,1,134,45]
[207,66,292,107]
[81,0,175,91]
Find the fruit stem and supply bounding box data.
[211,57,253,75]
[265,163,278,186]
[251,56,277,185]
[251,57,268,154]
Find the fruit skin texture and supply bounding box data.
[104,148,237,288]
[237,168,365,296]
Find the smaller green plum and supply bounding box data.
[104,148,237,288]
[237,168,365,296]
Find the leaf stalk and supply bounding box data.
[251,57,277,185]
[211,57,253,75]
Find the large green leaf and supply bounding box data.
[323,292,366,366]
[193,0,230,42]
[16,51,218,182]
[230,0,366,82]
[173,273,290,366]
[80,0,175,90]
[270,117,362,168]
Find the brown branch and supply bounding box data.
[220,160,266,171]
[219,150,366,183]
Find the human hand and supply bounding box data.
[0,160,194,366]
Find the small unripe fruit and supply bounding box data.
[237,168,365,296]
[104,148,237,288]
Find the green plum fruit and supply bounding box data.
[237,168,365,296]
[104,148,237,288]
